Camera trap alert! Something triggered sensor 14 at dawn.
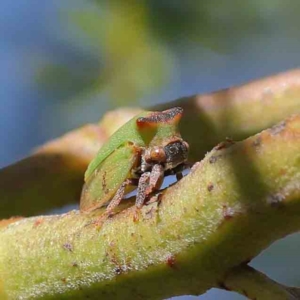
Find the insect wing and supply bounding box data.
[80,143,139,213]
[84,111,149,181]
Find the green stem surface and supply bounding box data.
[223,265,300,300]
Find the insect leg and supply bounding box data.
[175,171,182,180]
[146,164,164,194]
[175,162,191,180]
[90,178,138,227]
[135,172,150,209]
[106,178,137,215]
[136,164,164,209]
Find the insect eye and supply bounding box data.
[149,147,166,163]
[167,144,176,154]
[183,141,189,152]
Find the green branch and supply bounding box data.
[222,265,300,300]
[1,69,300,218]
[1,114,300,299]
[157,68,300,160]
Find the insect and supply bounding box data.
[80,107,189,216]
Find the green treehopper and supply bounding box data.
[80,107,189,216]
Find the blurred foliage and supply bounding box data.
[71,0,172,106]
[36,0,299,107]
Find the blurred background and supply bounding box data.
[1,0,300,299]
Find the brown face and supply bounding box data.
[143,139,189,171]
[163,140,189,170]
